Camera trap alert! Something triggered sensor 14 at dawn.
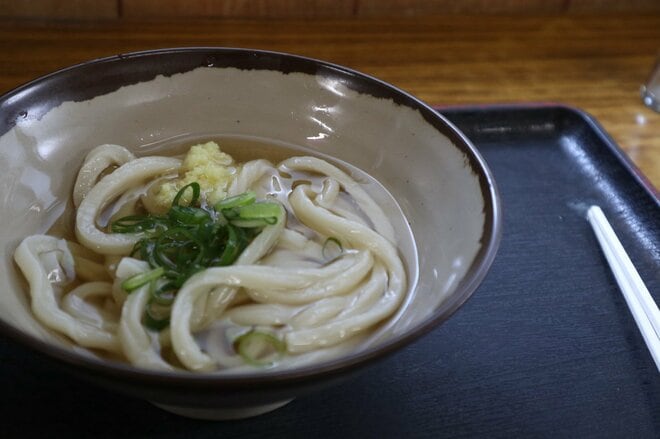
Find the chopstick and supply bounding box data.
[587,205,660,373]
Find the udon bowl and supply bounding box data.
[0,48,500,420]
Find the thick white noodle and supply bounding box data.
[289,185,403,278]
[61,281,118,332]
[76,156,181,255]
[279,156,396,243]
[291,263,388,328]
[284,185,406,352]
[247,250,374,305]
[317,178,369,227]
[228,159,275,196]
[170,256,375,372]
[316,178,340,208]
[223,263,387,328]
[225,303,299,326]
[16,149,409,373]
[232,297,349,329]
[192,203,286,328]
[335,263,389,319]
[14,235,120,353]
[73,144,136,207]
[65,240,111,282]
[71,255,111,282]
[286,293,401,352]
[258,229,324,266]
[105,185,147,224]
[140,176,175,215]
[115,258,174,371]
[278,228,322,252]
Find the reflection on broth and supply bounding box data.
[14,135,417,373]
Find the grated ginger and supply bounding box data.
[152,141,236,209]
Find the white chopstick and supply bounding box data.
[586,205,660,372]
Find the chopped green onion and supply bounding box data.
[229,218,272,228]
[150,282,177,306]
[121,266,165,292]
[214,191,256,210]
[154,227,204,269]
[237,202,282,223]
[217,225,241,266]
[221,208,240,220]
[111,187,276,332]
[111,215,164,233]
[168,205,210,224]
[234,331,286,366]
[172,182,201,207]
[322,237,343,261]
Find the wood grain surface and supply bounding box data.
[4,1,660,19]
[0,14,658,189]
[0,0,118,19]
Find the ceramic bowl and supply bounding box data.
[0,48,501,419]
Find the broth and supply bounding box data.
[31,135,419,373]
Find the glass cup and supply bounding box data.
[641,54,660,112]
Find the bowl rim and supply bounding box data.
[0,47,502,388]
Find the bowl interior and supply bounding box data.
[0,49,498,376]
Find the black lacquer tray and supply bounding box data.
[1,105,658,438]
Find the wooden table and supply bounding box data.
[0,14,658,189]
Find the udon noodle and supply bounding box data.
[14,140,410,373]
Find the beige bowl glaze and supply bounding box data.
[0,48,500,419]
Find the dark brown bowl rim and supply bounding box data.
[0,47,502,390]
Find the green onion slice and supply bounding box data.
[154,227,203,269]
[214,191,256,210]
[121,266,165,292]
[111,215,164,234]
[229,218,272,228]
[237,202,282,223]
[172,182,201,207]
[234,331,286,366]
[217,225,246,266]
[168,205,210,225]
[221,208,240,220]
[150,282,177,306]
